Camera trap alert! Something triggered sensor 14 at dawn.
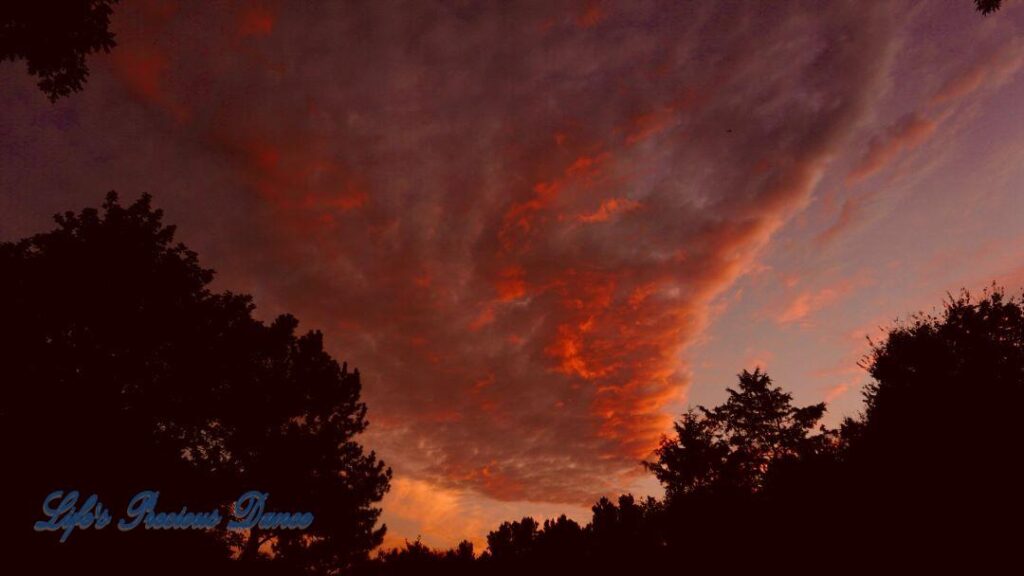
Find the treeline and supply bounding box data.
[3,194,1021,574]
[356,288,1024,574]
[1,194,392,575]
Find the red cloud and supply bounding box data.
[9,0,901,516]
[499,152,610,253]
[625,108,675,145]
[6,0,1023,550]
[576,1,606,29]
[238,6,275,38]
[574,198,641,223]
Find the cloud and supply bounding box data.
[742,349,775,372]
[819,29,1023,247]
[846,114,937,184]
[0,0,899,536]
[237,5,275,38]
[841,36,1023,188]
[815,195,867,246]
[930,42,1024,106]
[776,288,844,325]
[823,381,853,402]
[576,1,606,29]
[573,198,642,223]
[776,275,870,326]
[381,477,591,551]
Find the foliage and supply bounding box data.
[0,1,118,100]
[645,369,827,498]
[7,193,1023,572]
[975,0,1003,15]
[361,288,1024,573]
[1,193,390,574]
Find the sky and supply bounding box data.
[2,0,1024,550]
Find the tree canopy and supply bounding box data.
[1,192,390,574]
[1,1,118,101]
[975,0,1003,15]
[645,368,828,498]
[5,197,1023,573]
[358,288,1024,575]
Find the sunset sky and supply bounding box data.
[2,0,1023,549]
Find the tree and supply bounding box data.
[534,515,586,560]
[0,1,118,101]
[975,0,1003,15]
[641,409,729,500]
[0,192,390,574]
[589,494,665,564]
[646,369,827,498]
[486,516,539,561]
[355,288,1024,574]
[859,287,1024,447]
[839,287,1024,558]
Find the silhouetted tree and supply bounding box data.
[486,516,539,561]
[356,538,480,576]
[975,0,1003,15]
[646,368,827,498]
[641,409,728,500]
[534,514,586,561]
[358,287,1024,574]
[1,1,118,101]
[836,287,1024,562]
[589,494,666,567]
[0,193,390,574]
[445,540,477,564]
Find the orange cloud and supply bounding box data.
[575,198,641,223]
[824,380,854,402]
[380,477,590,551]
[30,0,901,524]
[499,152,610,253]
[625,108,676,145]
[846,114,937,184]
[930,43,1023,105]
[776,279,864,326]
[495,265,527,302]
[816,195,867,246]
[469,306,496,331]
